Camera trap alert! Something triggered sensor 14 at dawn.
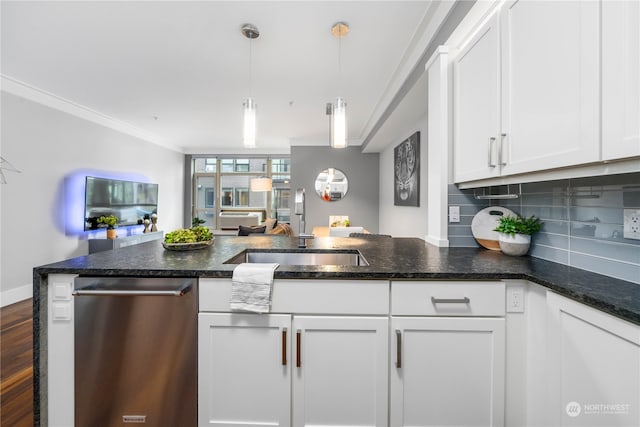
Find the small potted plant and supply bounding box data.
[97,215,118,239]
[494,215,542,256]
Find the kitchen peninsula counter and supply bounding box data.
[33,236,640,425]
[34,235,640,325]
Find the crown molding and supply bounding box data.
[1,74,182,153]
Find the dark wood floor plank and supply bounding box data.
[1,299,34,426]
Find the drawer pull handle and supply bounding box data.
[395,329,402,369]
[431,296,470,304]
[282,328,287,366]
[296,329,302,368]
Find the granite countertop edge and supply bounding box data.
[33,236,640,326]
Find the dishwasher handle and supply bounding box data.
[73,281,193,297]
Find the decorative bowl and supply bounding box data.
[162,239,214,251]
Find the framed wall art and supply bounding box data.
[394,131,420,207]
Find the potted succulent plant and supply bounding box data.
[97,214,119,239]
[494,215,542,256]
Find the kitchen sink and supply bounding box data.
[224,249,369,266]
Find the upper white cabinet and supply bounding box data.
[602,0,640,160]
[546,291,640,426]
[499,0,600,175]
[453,11,501,182]
[454,0,602,183]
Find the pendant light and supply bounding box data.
[330,22,349,149]
[241,23,259,148]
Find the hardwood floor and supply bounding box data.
[1,299,34,427]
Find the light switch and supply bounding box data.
[53,302,72,321]
[53,282,72,301]
[449,206,460,223]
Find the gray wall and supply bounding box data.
[290,146,379,234]
[0,92,185,304]
[448,172,640,284]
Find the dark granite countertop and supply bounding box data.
[34,235,640,326]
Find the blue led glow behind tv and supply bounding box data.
[84,176,158,230]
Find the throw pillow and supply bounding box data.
[263,218,277,231]
[238,225,267,236]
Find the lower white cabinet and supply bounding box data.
[390,317,505,426]
[546,291,640,427]
[390,281,506,426]
[198,313,291,427]
[198,312,389,427]
[292,316,389,427]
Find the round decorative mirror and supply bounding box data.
[314,168,348,202]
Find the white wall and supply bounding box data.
[0,92,185,305]
[378,115,429,238]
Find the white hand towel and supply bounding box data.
[230,263,279,313]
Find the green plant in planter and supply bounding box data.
[192,217,206,227]
[494,215,542,236]
[97,215,118,229]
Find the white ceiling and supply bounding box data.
[1,1,453,154]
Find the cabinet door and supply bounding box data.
[500,0,599,175]
[390,317,505,427]
[453,11,502,182]
[292,316,388,427]
[602,0,640,160]
[198,313,291,427]
[547,292,640,427]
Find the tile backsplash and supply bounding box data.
[448,172,640,284]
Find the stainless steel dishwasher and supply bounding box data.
[73,277,197,426]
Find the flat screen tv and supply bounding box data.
[84,176,158,231]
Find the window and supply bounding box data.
[221,188,233,206]
[191,156,291,227]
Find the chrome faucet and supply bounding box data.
[295,188,314,248]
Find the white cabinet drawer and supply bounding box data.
[200,278,389,315]
[392,281,505,316]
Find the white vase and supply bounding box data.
[498,233,531,256]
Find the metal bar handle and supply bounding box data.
[431,296,470,304]
[395,329,402,369]
[499,133,507,166]
[73,288,190,297]
[281,328,287,366]
[296,329,302,368]
[488,137,497,167]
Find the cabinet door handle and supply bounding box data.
[488,137,497,167]
[395,329,402,369]
[499,133,507,166]
[282,328,287,366]
[296,329,301,368]
[431,296,470,304]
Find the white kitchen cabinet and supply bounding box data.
[546,291,640,427]
[292,316,389,427]
[390,281,506,426]
[499,0,600,175]
[198,278,389,427]
[454,0,600,183]
[198,313,292,427]
[453,11,501,183]
[602,0,640,160]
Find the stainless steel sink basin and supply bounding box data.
[224,249,368,266]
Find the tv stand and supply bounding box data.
[88,231,163,254]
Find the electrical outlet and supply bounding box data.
[623,209,640,240]
[449,206,460,223]
[506,287,524,313]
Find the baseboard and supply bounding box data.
[425,235,450,247]
[1,284,33,307]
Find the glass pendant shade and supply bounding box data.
[250,177,272,192]
[243,98,257,148]
[331,97,347,149]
